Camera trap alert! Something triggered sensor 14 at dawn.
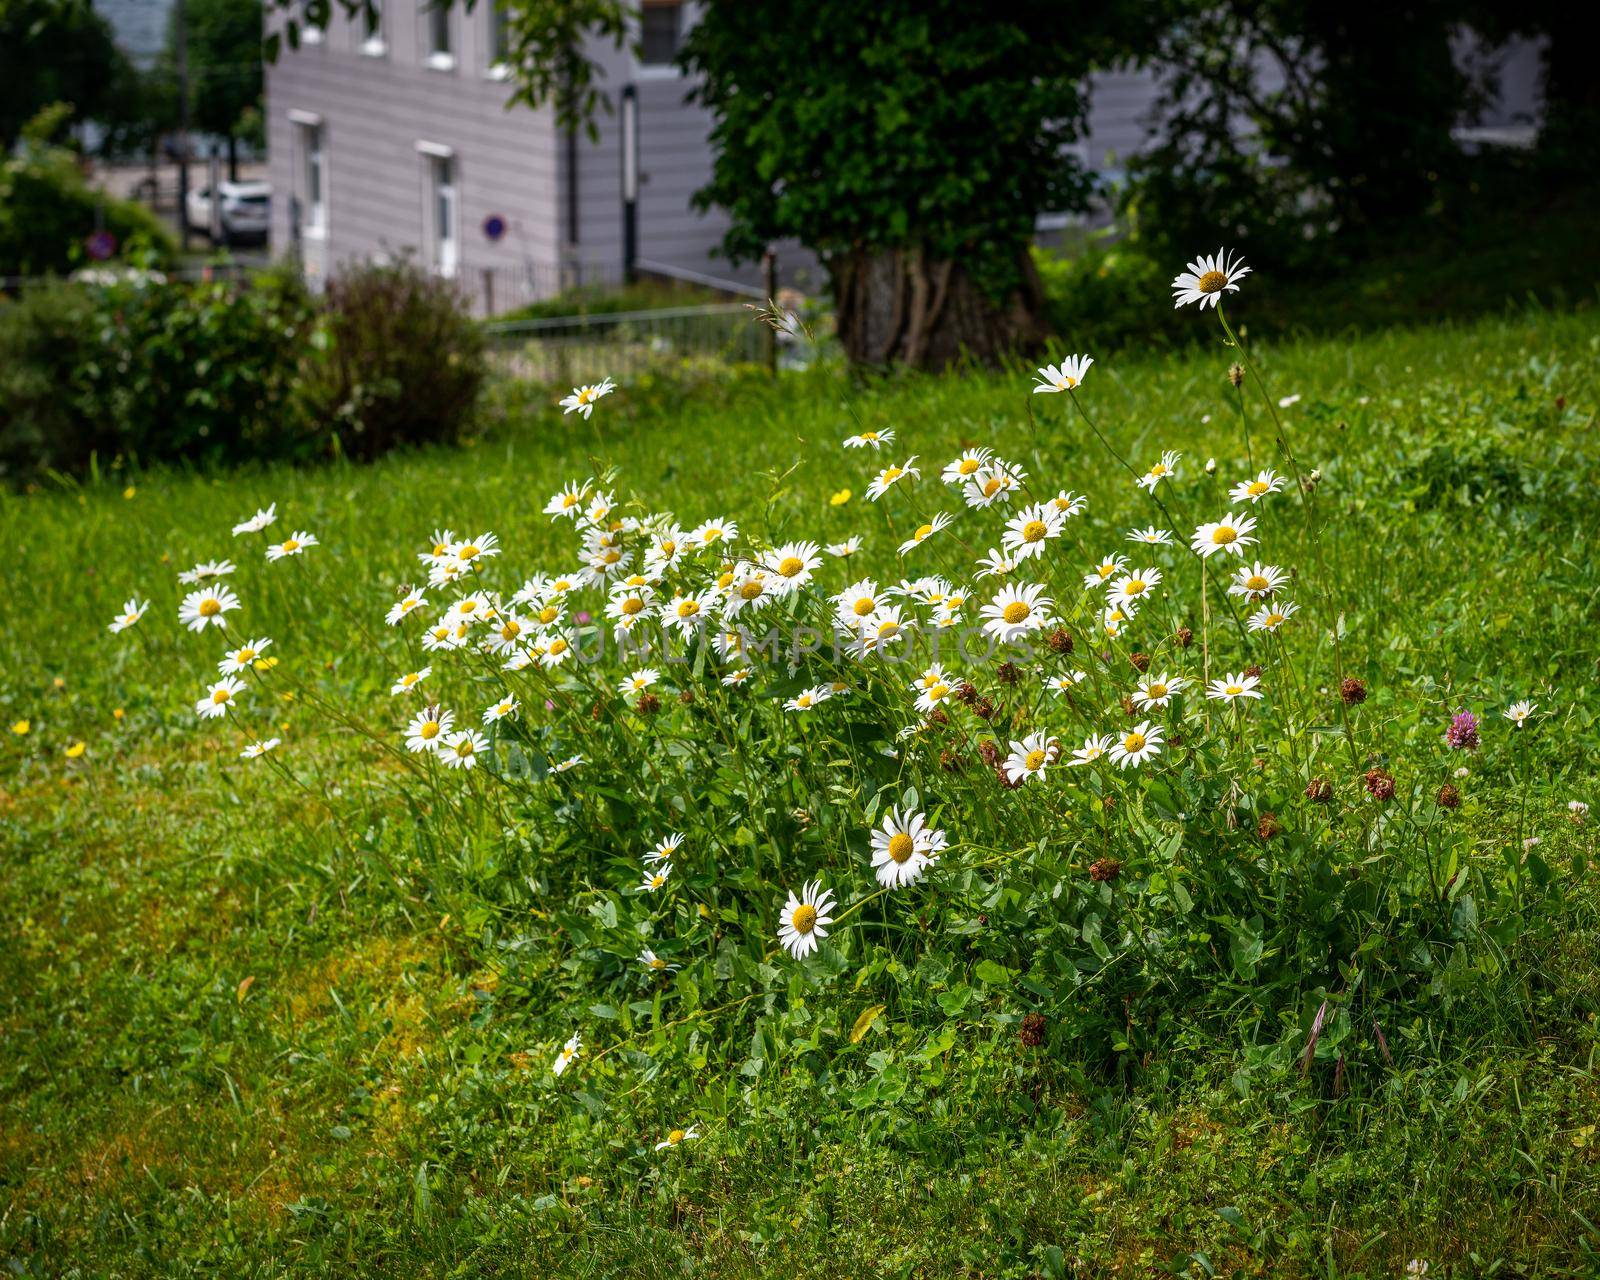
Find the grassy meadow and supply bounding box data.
[2,304,1599,1277]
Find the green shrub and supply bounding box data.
[0,129,174,277]
[1033,236,1184,353]
[297,258,486,462]
[0,271,311,479]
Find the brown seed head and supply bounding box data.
[1340,677,1367,706]
[1047,628,1075,655]
[1089,856,1122,883]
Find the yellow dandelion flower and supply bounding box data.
[123,485,137,499]
[65,741,86,759]
[12,719,31,735]
[829,489,851,507]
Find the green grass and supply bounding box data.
[493,276,735,325]
[3,307,1599,1277]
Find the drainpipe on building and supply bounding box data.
[621,83,638,284]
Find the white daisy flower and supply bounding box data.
[195,676,246,720]
[898,512,954,556]
[1107,566,1163,610]
[866,456,920,501]
[441,729,489,770]
[941,448,994,485]
[722,568,776,619]
[1503,699,1536,727]
[1001,503,1064,561]
[1171,247,1251,309]
[559,377,616,418]
[1190,512,1258,558]
[448,532,500,567]
[639,864,672,893]
[178,585,241,632]
[827,537,862,558]
[1049,489,1088,518]
[834,577,883,629]
[1126,526,1175,547]
[855,606,911,654]
[975,548,1017,578]
[654,1125,700,1152]
[1083,554,1130,591]
[660,590,715,635]
[482,695,519,724]
[1032,354,1093,394]
[418,529,458,568]
[405,705,454,753]
[552,1032,581,1076]
[1247,601,1299,632]
[265,530,318,562]
[108,597,150,633]
[913,673,957,714]
[1003,732,1060,785]
[1137,450,1181,492]
[1070,733,1116,766]
[391,667,432,696]
[386,592,427,626]
[239,738,281,759]
[620,668,661,698]
[219,637,273,674]
[1109,720,1164,769]
[1228,562,1288,601]
[784,684,835,713]
[689,516,738,549]
[645,832,684,866]
[843,428,895,449]
[639,949,680,974]
[544,480,592,520]
[581,544,632,586]
[1132,672,1187,709]
[764,541,823,592]
[178,558,236,585]
[721,667,753,687]
[869,805,947,889]
[980,582,1053,643]
[552,754,584,774]
[1206,672,1264,703]
[484,611,532,655]
[776,879,836,959]
[231,504,277,535]
[1230,469,1285,504]
[1047,671,1088,696]
[961,463,1025,508]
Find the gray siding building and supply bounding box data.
[265,7,1544,312]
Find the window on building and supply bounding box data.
[300,0,325,44]
[638,0,682,68]
[425,0,454,68]
[361,0,386,55]
[428,153,458,276]
[296,120,326,236]
[486,0,510,75]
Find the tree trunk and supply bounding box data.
[829,244,1051,370]
[227,133,238,182]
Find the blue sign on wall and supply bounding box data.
[482,215,506,242]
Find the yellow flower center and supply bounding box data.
[1248,480,1269,496]
[1024,749,1047,772]
[1123,732,1146,752]
[539,606,559,623]
[983,477,1003,497]
[650,957,666,969]
[1125,579,1146,596]
[1225,684,1243,696]
[1057,375,1076,389]
[433,541,450,555]
[876,619,899,639]
[1022,520,1048,543]
[602,550,620,565]
[882,466,902,483]
[548,639,568,655]
[282,539,300,552]
[621,598,644,616]
[913,524,933,542]
[501,620,521,639]
[1002,601,1031,624]
[778,556,805,577]
[402,673,418,687]
[1265,613,1284,627]
[237,648,256,662]
[562,493,579,508]
[199,599,221,617]
[852,596,875,617]
[1151,463,1167,477]
[887,832,915,864]
[1246,575,1269,593]
[959,458,980,475]
[456,740,474,757]
[928,683,949,701]
[668,1128,685,1143]
[862,432,879,441]
[1197,269,1228,293]
[661,540,677,555]
[796,694,813,708]
[740,580,765,601]
[791,904,817,934]
[211,689,230,704]
[421,721,439,738]
[677,600,699,617]
[460,600,478,614]
[1212,526,1238,545]
[703,527,724,542]
[1149,684,1167,698]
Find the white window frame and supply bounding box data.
[289,111,327,240]
[484,0,511,80]
[633,0,687,79]
[418,142,459,278]
[422,0,455,70]
[361,0,387,56]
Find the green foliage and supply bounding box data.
[0,269,312,478]
[2,309,1598,1275]
[0,0,141,150]
[494,277,729,325]
[681,2,1099,285]
[0,123,175,276]
[178,0,266,141]
[296,257,487,462]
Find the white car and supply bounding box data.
[186,181,271,245]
